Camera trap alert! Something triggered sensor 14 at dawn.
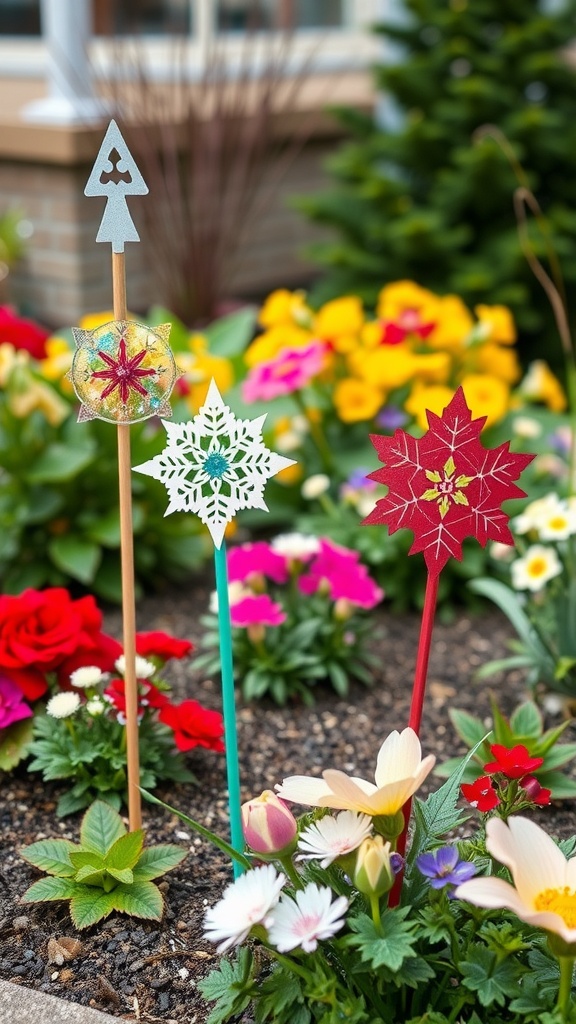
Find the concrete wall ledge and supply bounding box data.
[0,978,117,1024]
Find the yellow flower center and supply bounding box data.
[527,557,548,578]
[535,887,576,927]
[548,516,568,531]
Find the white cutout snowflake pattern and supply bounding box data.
[133,379,296,547]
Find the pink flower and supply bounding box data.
[298,539,383,609]
[230,594,286,628]
[242,342,328,402]
[0,675,33,730]
[241,790,297,855]
[228,542,289,585]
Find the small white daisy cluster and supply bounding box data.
[204,863,349,954]
[510,493,576,592]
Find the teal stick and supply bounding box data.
[214,541,244,877]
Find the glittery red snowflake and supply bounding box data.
[91,335,156,404]
[363,387,534,577]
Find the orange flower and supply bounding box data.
[334,378,383,423]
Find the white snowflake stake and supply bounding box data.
[134,380,295,872]
[133,379,294,547]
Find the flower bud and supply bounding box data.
[241,790,298,856]
[520,775,551,806]
[354,836,395,897]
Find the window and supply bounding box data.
[93,0,192,36]
[216,1,345,32]
[0,0,40,35]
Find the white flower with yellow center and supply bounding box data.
[512,494,562,536]
[276,728,435,817]
[538,502,576,542]
[455,816,576,946]
[511,545,562,592]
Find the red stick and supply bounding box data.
[389,570,440,907]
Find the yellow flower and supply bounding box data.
[314,296,364,339]
[519,360,567,413]
[361,320,384,349]
[0,342,28,387]
[474,343,521,384]
[10,377,69,426]
[405,384,455,431]
[411,350,451,384]
[475,303,517,345]
[244,324,312,368]
[276,462,303,486]
[259,289,311,329]
[334,378,383,423]
[39,336,74,387]
[182,333,234,411]
[78,310,117,330]
[455,816,576,950]
[276,728,435,817]
[331,333,361,355]
[376,280,439,325]
[460,373,510,427]
[428,295,474,351]
[349,345,415,390]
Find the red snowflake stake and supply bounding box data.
[363,387,533,898]
[91,335,156,403]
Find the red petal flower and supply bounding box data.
[0,305,50,359]
[363,387,534,576]
[135,631,194,662]
[484,744,544,779]
[159,700,225,753]
[104,678,169,715]
[520,775,552,806]
[461,775,500,812]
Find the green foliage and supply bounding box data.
[299,0,576,353]
[20,800,186,928]
[435,697,576,798]
[0,305,256,601]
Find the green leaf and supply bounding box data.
[21,876,77,903]
[74,866,107,887]
[20,839,76,877]
[106,867,133,885]
[460,944,524,1007]
[448,708,489,750]
[70,888,118,928]
[344,909,417,971]
[140,790,252,872]
[537,771,576,799]
[469,579,550,660]
[203,306,258,357]
[254,967,308,1024]
[48,535,101,585]
[198,948,256,1024]
[80,800,126,855]
[509,701,543,738]
[132,844,187,880]
[26,443,95,483]
[111,880,164,920]
[0,716,35,771]
[69,850,105,871]
[105,829,144,870]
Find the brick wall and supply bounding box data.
[2,141,334,329]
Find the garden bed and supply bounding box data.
[1,586,575,1024]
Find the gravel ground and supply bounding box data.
[1,585,575,1024]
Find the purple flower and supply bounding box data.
[416,846,476,890]
[376,406,408,432]
[0,675,33,729]
[346,468,377,491]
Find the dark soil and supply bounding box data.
[1,584,576,1023]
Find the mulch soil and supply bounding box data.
[1,581,576,1023]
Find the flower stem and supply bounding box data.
[278,855,303,890]
[370,893,382,933]
[293,391,334,473]
[556,956,574,1020]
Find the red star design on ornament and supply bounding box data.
[90,335,156,404]
[363,387,534,577]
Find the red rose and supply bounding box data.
[0,588,121,700]
[159,700,224,753]
[135,631,194,662]
[0,305,50,360]
[104,678,169,715]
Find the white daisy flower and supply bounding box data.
[204,864,285,953]
[513,494,562,536]
[69,666,104,689]
[297,811,373,868]
[511,545,562,592]
[268,883,348,953]
[538,502,576,541]
[115,654,156,680]
[301,474,331,501]
[271,533,321,561]
[512,416,542,439]
[46,692,81,719]
[209,580,251,614]
[489,541,514,562]
[85,697,106,716]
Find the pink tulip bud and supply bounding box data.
[241,790,298,855]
